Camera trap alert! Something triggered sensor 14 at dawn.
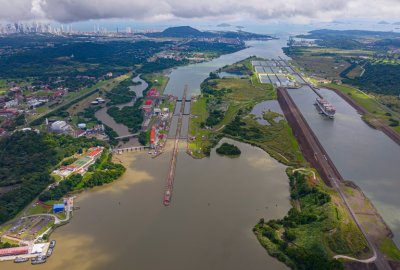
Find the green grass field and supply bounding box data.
[188,58,304,165]
[141,73,169,94]
[326,83,400,134]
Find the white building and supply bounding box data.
[50,120,70,133]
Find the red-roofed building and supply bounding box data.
[143,99,153,113]
[146,88,159,98]
[0,247,29,257]
[0,108,18,118]
[87,147,103,158]
[150,127,156,148]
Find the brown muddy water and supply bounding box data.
[6,138,290,270]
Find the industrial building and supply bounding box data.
[53,204,65,213]
[0,247,29,257]
[50,120,71,134]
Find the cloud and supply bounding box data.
[0,0,399,23]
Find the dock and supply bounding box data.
[163,86,188,206]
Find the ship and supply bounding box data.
[49,240,56,249]
[14,257,29,263]
[314,97,336,118]
[31,255,47,265]
[46,247,53,258]
[163,190,171,206]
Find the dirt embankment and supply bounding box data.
[326,86,400,146]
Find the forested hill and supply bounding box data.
[147,26,272,40]
[0,131,105,223]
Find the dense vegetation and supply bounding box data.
[138,58,189,73]
[254,171,356,270]
[106,77,136,106]
[216,143,241,156]
[0,36,168,79]
[39,152,125,201]
[0,131,105,223]
[343,63,400,95]
[107,98,144,133]
[39,174,83,202]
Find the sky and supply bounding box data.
[0,0,399,25]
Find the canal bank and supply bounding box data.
[289,86,400,246]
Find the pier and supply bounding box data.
[163,86,188,206]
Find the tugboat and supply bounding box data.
[49,240,56,249]
[46,247,53,258]
[14,257,29,263]
[314,97,336,119]
[163,190,171,206]
[31,255,47,265]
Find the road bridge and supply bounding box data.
[114,133,140,140]
[113,146,149,154]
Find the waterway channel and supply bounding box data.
[6,139,291,270]
[95,75,148,137]
[289,86,400,245]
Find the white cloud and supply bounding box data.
[0,0,399,23]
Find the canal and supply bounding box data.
[289,86,400,244]
[95,75,148,137]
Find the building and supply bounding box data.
[87,146,103,159]
[143,100,153,113]
[0,247,29,257]
[53,204,65,213]
[4,99,18,108]
[78,123,87,129]
[53,146,104,178]
[0,108,18,118]
[150,127,156,148]
[50,120,70,133]
[146,88,159,98]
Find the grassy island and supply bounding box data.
[216,143,241,157]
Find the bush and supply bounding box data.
[216,143,241,156]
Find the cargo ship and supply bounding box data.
[314,97,336,118]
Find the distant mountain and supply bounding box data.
[146,26,272,40]
[147,26,214,38]
[217,23,231,27]
[393,22,400,25]
[378,20,390,24]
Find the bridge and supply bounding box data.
[113,146,149,154]
[115,133,140,140]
